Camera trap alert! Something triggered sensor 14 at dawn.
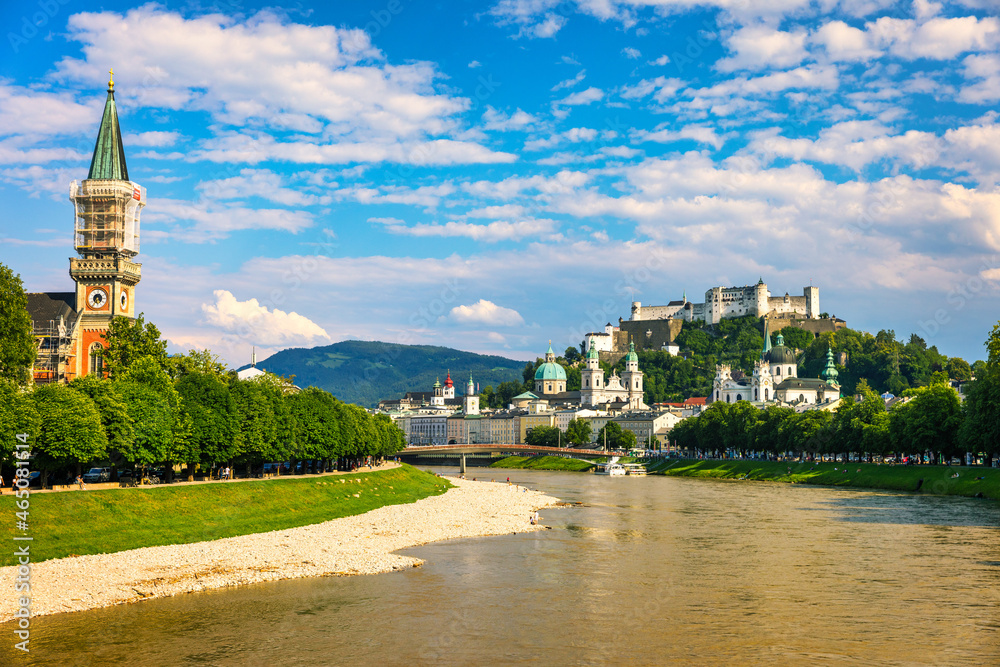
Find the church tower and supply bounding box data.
[463,375,480,415]
[581,336,605,406]
[620,339,644,409]
[68,71,145,376]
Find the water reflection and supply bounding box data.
[3,469,1000,665]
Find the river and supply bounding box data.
[5,468,1000,665]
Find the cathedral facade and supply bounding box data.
[28,74,146,384]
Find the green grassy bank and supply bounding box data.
[650,459,1000,500]
[0,464,451,565]
[490,455,601,472]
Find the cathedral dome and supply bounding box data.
[534,361,567,381]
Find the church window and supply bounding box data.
[726,395,731,403]
[736,394,742,401]
[764,389,769,400]
[799,394,805,403]
[776,367,781,376]
[788,366,793,375]
[89,343,104,376]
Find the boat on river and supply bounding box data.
[595,457,627,476]
[623,464,647,476]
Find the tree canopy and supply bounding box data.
[0,263,36,386]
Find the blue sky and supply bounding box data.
[2,0,999,368]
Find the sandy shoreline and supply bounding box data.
[0,477,558,621]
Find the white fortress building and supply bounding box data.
[630,279,820,325]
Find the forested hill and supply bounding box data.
[625,316,977,404]
[248,340,527,407]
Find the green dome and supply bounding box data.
[626,340,638,362]
[534,361,567,382]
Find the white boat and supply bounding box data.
[595,457,627,476]
[624,464,647,476]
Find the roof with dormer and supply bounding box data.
[88,73,130,181]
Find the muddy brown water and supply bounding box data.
[4,468,1000,665]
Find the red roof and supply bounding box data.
[444,371,453,388]
[683,397,707,406]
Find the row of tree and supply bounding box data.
[0,314,406,485]
[668,323,1000,465]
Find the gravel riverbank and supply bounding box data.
[0,477,558,620]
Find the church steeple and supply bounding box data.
[762,318,772,359]
[88,69,129,181]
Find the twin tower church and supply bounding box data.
[28,73,145,383]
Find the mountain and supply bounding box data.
[248,340,529,407]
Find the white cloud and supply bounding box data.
[648,55,670,66]
[552,70,586,91]
[373,217,559,242]
[192,133,516,166]
[449,299,525,326]
[960,54,1000,103]
[196,169,332,206]
[620,77,685,103]
[468,60,482,68]
[201,289,331,346]
[814,20,882,61]
[127,131,181,147]
[144,198,314,242]
[634,125,732,150]
[622,47,641,59]
[482,106,538,131]
[524,126,599,151]
[554,87,604,107]
[717,26,809,72]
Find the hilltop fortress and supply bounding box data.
[587,279,845,363]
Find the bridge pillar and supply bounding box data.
[459,453,467,475]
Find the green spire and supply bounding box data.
[88,71,129,181]
[775,332,785,347]
[586,337,599,360]
[762,318,772,359]
[822,347,840,385]
[626,339,638,362]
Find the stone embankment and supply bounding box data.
[0,477,557,620]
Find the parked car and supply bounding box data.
[82,467,111,483]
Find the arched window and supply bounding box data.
[89,343,104,376]
[788,366,793,376]
[764,389,769,401]
[776,367,781,376]
[799,394,805,403]
[726,395,731,403]
[736,393,742,402]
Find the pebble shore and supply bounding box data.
[0,477,558,620]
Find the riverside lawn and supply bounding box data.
[490,455,602,472]
[0,465,449,566]
[649,459,1000,499]
[490,454,1000,500]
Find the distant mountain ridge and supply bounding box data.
[247,340,529,407]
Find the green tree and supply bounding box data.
[167,348,229,380]
[121,356,186,480]
[69,375,134,465]
[287,388,341,470]
[565,418,592,446]
[0,381,40,463]
[100,314,169,378]
[115,379,174,467]
[31,384,108,485]
[0,263,36,386]
[176,371,240,477]
[525,425,561,448]
[890,384,963,462]
[230,378,278,473]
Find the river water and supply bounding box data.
[6,469,1000,665]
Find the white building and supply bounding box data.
[580,339,646,410]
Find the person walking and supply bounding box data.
[0,472,4,495]
[76,474,86,490]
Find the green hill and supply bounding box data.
[248,340,528,407]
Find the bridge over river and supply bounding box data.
[399,444,616,473]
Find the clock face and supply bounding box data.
[88,287,108,310]
[120,290,128,310]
